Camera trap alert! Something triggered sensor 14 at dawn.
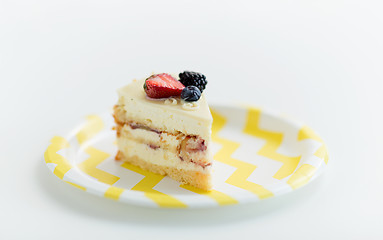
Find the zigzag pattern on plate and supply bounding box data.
[298,126,329,164]
[285,126,329,189]
[180,185,239,206]
[121,162,187,208]
[77,147,117,185]
[243,107,301,180]
[211,109,274,199]
[74,115,124,198]
[75,115,104,145]
[44,136,71,179]
[243,108,328,189]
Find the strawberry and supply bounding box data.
[143,73,185,98]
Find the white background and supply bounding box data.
[1,0,383,239]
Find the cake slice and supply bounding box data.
[114,72,213,190]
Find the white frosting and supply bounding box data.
[117,79,212,140]
[182,101,200,111]
[164,97,178,105]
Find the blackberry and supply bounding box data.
[179,71,207,93]
[181,86,201,102]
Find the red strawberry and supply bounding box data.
[143,73,185,98]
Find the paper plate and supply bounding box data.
[44,105,328,208]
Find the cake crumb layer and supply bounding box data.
[116,151,212,191]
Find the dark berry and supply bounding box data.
[179,71,207,93]
[181,86,201,102]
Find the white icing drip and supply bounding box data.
[164,98,178,105]
[182,101,200,111]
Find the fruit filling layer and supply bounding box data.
[115,120,211,170]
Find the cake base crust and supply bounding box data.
[116,151,212,191]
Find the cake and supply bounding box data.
[114,71,213,190]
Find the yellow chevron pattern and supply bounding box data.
[64,181,86,191]
[298,125,329,164]
[243,107,301,180]
[181,185,238,206]
[44,136,72,179]
[77,147,119,185]
[75,115,124,199]
[104,186,125,200]
[121,162,187,208]
[211,110,274,199]
[286,164,317,189]
[45,136,88,191]
[284,126,329,189]
[76,115,104,145]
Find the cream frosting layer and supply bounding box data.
[117,79,213,140]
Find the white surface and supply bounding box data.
[1,0,382,239]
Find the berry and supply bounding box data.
[144,73,185,98]
[181,86,201,102]
[179,71,207,93]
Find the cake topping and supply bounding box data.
[181,86,201,102]
[143,71,207,104]
[144,73,185,98]
[164,97,178,105]
[182,101,200,111]
[179,71,207,93]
